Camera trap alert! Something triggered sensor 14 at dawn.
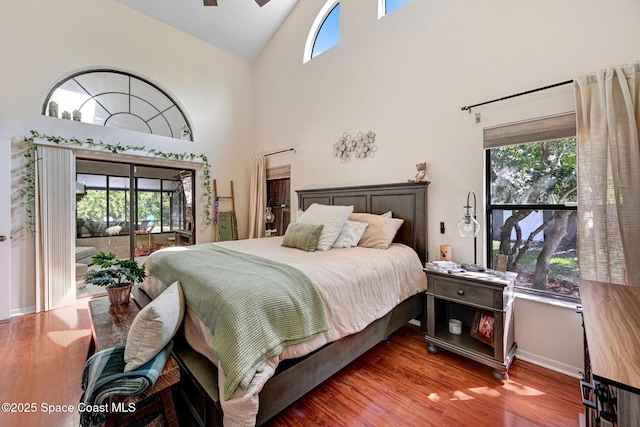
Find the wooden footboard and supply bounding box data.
[172,339,222,427]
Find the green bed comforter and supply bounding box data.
[145,244,329,399]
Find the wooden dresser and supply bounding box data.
[580,279,640,426]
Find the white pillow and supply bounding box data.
[381,211,393,218]
[332,221,369,248]
[124,282,185,372]
[298,203,353,250]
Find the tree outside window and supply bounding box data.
[487,137,579,299]
[76,174,183,238]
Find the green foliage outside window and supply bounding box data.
[109,191,129,224]
[137,191,161,230]
[488,138,579,299]
[77,181,182,237]
[77,190,107,224]
[490,138,577,205]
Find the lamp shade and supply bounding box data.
[457,190,480,266]
[456,208,480,238]
[456,202,480,237]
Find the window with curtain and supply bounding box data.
[484,112,579,300]
[574,63,640,286]
[266,165,291,236]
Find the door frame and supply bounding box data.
[0,139,11,321]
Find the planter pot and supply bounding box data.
[106,284,133,305]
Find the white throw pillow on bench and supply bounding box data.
[124,281,184,372]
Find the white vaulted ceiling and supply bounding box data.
[115,0,300,62]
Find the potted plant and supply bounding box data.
[84,251,146,305]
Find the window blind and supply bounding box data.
[266,165,291,180]
[483,112,576,148]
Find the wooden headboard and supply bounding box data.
[297,181,429,263]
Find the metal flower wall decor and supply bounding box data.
[332,131,377,163]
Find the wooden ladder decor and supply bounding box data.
[213,180,236,242]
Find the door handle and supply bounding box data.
[0,236,6,242]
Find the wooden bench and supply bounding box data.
[87,295,180,427]
[131,286,223,427]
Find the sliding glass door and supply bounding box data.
[76,159,193,261]
[76,161,132,260]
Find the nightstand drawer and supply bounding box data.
[431,279,495,308]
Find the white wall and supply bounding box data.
[514,298,583,376]
[253,0,640,373]
[1,0,256,314]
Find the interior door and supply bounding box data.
[0,139,11,321]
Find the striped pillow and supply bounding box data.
[282,222,324,252]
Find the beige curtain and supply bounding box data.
[575,63,640,285]
[248,156,266,238]
[35,145,76,311]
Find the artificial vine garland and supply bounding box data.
[23,130,213,232]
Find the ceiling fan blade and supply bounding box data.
[203,0,217,6]
[255,0,270,6]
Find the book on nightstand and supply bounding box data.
[424,260,463,273]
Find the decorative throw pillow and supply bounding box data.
[124,281,185,372]
[332,221,369,248]
[281,222,324,252]
[349,213,404,249]
[381,211,393,218]
[298,203,354,250]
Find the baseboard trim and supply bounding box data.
[11,306,36,317]
[516,349,582,379]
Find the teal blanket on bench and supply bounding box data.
[79,342,172,427]
[146,244,329,399]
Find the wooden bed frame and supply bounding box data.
[170,181,429,427]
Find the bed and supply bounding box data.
[140,181,429,426]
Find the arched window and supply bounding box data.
[43,69,193,141]
[379,0,410,18]
[304,1,340,63]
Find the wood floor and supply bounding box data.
[0,298,584,427]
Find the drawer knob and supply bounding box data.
[457,290,465,296]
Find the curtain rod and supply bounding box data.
[264,147,295,157]
[461,79,574,112]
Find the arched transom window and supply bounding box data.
[43,69,193,141]
[304,1,340,63]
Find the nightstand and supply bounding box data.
[424,269,517,379]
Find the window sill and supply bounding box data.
[514,291,580,310]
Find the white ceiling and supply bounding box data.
[115,0,300,63]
